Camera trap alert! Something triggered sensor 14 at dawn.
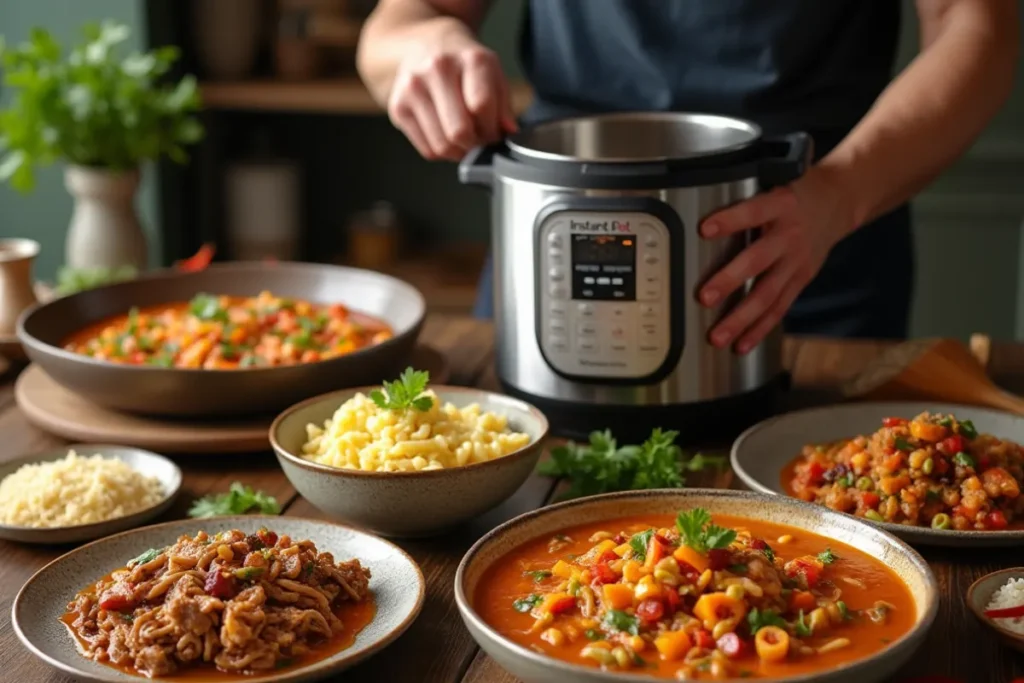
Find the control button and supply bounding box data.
[549,335,568,352]
[550,302,567,317]
[644,254,658,265]
[548,233,563,247]
[549,268,565,282]
[644,235,658,248]
[577,339,599,354]
[610,325,626,339]
[610,341,629,352]
[578,321,598,337]
[640,303,659,318]
[613,290,628,298]
[582,289,595,298]
[640,323,659,340]
[549,252,564,267]
[639,343,660,354]
[577,303,595,316]
[584,276,595,285]
[550,285,568,299]
[612,277,624,285]
[550,320,567,336]
[611,306,627,318]
[640,284,661,300]
[597,276,611,285]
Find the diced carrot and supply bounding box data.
[602,583,634,610]
[643,536,666,571]
[579,540,617,566]
[540,593,575,615]
[622,560,645,583]
[654,630,693,661]
[613,543,632,557]
[909,419,948,443]
[673,545,710,573]
[634,575,662,601]
[551,560,574,579]
[789,590,816,612]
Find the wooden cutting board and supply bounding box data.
[14,345,450,454]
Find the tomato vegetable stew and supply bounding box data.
[63,291,393,369]
[475,509,915,680]
[785,413,1024,531]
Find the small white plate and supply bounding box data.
[0,444,182,544]
[731,401,1024,548]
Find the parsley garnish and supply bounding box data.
[954,451,976,468]
[127,547,162,567]
[926,490,941,502]
[837,600,851,621]
[539,429,720,500]
[795,610,813,637]
[523,570,552,583]
[817,548,837,564]
[188,293,229,323]
[369,368,434,412]
[761,543,776,563]
[728,564,748,574]
[628,529,655,562]
[513,594,543,613]
[188,482,281,518]
[584,628,603,641]
[747,607,787,634]
[894,437,914,451]
[676,508,736,553]
[958,419,978,439]
[603,609,640,636]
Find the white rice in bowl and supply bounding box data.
[0,450,165,528]
[986,577,1024,636]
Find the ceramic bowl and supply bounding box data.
[731,401,1024,547]
[271,386,549,537]
[455,489,938,683]
[17,262,425,417]
[966,568,1024,655]
[12,515,425,682]
[0,444,181,544]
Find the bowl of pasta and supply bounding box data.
[270,369,549,537]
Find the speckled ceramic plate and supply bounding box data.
[0,444,182,544]
[456,489,937,683]
[966,567,1024,655]
[12,516,425,682]
[731,401,1024,547]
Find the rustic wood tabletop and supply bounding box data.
[1,315,1022,683]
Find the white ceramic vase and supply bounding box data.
[64,166,148,271]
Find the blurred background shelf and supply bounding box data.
[200,78,535,115]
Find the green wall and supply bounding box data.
[0,0,160,281]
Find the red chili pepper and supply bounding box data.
[636,598,665,623]
[175,243,216,272]
[715,632,748,659]
[984,604,1024,619]
[986,510,1009,530]
[939,435,965,456]
[883,417,909,428]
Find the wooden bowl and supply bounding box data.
[966,568,1024,655]
[16,262,425,417]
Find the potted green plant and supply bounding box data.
[0,21,203,272]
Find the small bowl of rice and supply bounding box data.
[0,444,181,544]
[271,384,548,537]
[967,568,1024,654]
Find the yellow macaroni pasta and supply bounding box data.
[301,390,531,472]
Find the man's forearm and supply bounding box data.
[821,0,1019,234]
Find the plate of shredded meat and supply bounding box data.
[11,516,424,682]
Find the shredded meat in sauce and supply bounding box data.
[65,528,371,678]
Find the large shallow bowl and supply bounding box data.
[455,489,938,683]
[12,515,425,682]
[271,386,548,537]
[17,262,425,417]
[0,444,181,544]
[731,401,1024,547]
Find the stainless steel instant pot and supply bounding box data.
[460,113,812,442]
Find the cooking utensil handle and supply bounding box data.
[459,145,497,188]
[758,132,814,189]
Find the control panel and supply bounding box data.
[537,211,672,379]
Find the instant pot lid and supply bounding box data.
[506,112,762,164]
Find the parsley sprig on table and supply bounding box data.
[370,368,434,412]
[188,482,281,518]
[538,428,724,500]
[676,508,736,553]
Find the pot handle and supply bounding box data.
[458,145,498,188]
[758,132,814,189]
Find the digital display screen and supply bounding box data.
[570,234,636,301]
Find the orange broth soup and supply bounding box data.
[475,512,916,680]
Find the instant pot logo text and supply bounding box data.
[569,220,632,234]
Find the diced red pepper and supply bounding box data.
[985,604,1024,619]
[939,435,965,456]
[549,596,576,615]
[663,587,681,614]
[98,583,137,612]
[591,562,617,585]
[204,570,238,599]
[716,632,748,659]
[749,538,767,551]
[694,630,715,650]
[708,548,731,570]
[860,491,881,508]
[785,557,823,588]
[979,454,992,469]
[636,598,665,623]
[986,510,1009,530]
[882,417,908,428]
[256,528,278,547]
[804,462,826,485]
[175,243,215,273]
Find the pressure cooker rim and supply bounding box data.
[506,111,763,165]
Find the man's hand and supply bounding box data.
[697,167,854,354]
[388,39,517,161]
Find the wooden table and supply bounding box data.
[1,316,1022,683]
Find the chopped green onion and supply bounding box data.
[931,513,952,530]
[922,458,934,474]
[954,452,976,468]
[864,510,884,523]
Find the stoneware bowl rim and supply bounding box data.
[731,400,1024,545]
[454,488,939,683]
[966,567,1024,644]
[17,261,426,375]
[12,514,426,682]
[0,443,182,537]
[270,384,550,479]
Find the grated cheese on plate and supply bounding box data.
[0,450,165,528]
[986,577,1024,636]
